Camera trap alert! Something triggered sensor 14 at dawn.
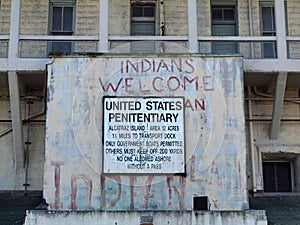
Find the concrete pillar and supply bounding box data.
[99,0,109,52]
[270,72,287,140]
[8,71,24,170]
[274,0,287,59]
[8,0,21,66]
[187,0,198,53]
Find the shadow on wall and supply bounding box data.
[0,191,43,225]
[249,195,300,225]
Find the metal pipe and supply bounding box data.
[253,86,273,98]
[0,76,47,138]
[246,119,300,122]
[0,120,45,123]
[251,87,300,104]
[248,86,257,192]
[23,94,31,194]
[245,97,300,101]
[0,107,45,138]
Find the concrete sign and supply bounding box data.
[45,56,248,211]
[103,96,185,173]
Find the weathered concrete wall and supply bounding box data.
[25,210,268,225]
[20,0,49,35]
[44,55,247,211]
[164,0,188,35]
[0,0,11,35]
[77,0,99,36]
[287,0,300,36]
[108,0,130,36]
[286,0,300,58]
[244,87,300,191]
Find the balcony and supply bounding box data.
[0,34,299,72]
[11,35,300,59]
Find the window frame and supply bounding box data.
[48,0,76,54]
[211,3,238,54]
[260,2,277,58]
[262,160,294,193]
[130,3,156,53]
[131,3,156,34]
[49,0,76,35]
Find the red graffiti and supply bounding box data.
[120,58,195,74]
[52,171,190,210]
[143,176,154,209]
[70,174,92,210]
[190,155,206,182]
[185,99,205,111]
[98,75,214,95]
[208,160,221,185]
[129,176,137,210]
[100,175,122,208]
[50,161,64,210]
[166,176,186,209]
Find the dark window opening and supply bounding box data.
[131,4,155,53]
[49,2,75,54]
[132,5,155,17]
[263,162,292,192]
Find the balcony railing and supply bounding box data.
[19,35,99,58]
[198,36,277,59]
[0,34,300,59]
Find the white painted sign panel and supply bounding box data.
[103,96,185,174]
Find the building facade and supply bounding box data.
[0,0,300,224]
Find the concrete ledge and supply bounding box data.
[25,210,267,225]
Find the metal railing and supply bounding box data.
[1,34,300,59]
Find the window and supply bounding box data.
[131,4,155,53]
[263,162,292,192]
[260,3,277,58]
[49,0,75,54]
[211,5,237,54]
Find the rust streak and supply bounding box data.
[189,155,206,182]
